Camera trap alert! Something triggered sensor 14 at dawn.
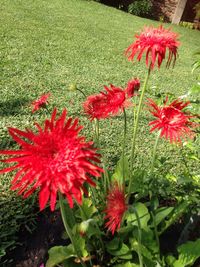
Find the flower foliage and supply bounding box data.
[0,109,103,211]
[31,93,50,113]
[126,25,179,70]
[125,78,140,98]
[83,84,131,120]
[104,182,127,235]
[147,98,195,143]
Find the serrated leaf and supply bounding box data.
[173,239,200,267]
[73,233,88,258]
[46,244,75,267]
[80,198,97,220]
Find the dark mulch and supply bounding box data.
[5,210,65,267]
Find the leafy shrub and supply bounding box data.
[128,0,152,17]
[179,21,194,30]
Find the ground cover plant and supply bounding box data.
[0,0,200,266]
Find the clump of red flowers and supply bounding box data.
[147,97,195,143]
[104,182,127,235]
[31,93,50,113]
[83,84,132,120]
[126,25,180,70]
[0,109,103,211]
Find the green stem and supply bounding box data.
[77,88,87,98]
[102,157,110,194]
[94,119,99,147]
[150,211,160,259]
[128,68,151,194]
[149,131,161,261]
[150,130,161,173]
[133,207,144,267]
[122,108,127,185]
[59,193,87,267]
[44,105,51,114]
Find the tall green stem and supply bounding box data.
[94,119,99,147]
[151,211,160,258]
[133,207,144,267]
[59,193,86,267]
[150,130,161,173]
[122,108,127,185]
[128,68,151,194]
[149,130,161,261]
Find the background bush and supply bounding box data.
[128,0,152,17]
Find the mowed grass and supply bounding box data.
[0,0,199,258]
[1,0,200,186]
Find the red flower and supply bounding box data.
[126,25,179,70]
[0,109,103,211]
[147,98,195,143]
[102,85,131,116]
[31,93,50,113]
[83,93,109,120]
[125,78,140,98]
[104,182,127,235]
[83,85,131,120]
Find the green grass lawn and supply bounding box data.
[0,0,200,261]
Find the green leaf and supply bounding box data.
[128,169,147,194]
[173,239,200,267]
[111,155,129,184]
[159,201,190,235]
[106,237,121,251]
[73,232,88,258]
[80,198,97,220]
[107,243,130,256]
[63,258,82,267]
[129,238,153,261]
[114,262,139,267]
[141,229,158,254]
[154,207,174,226]
[126,203,150,230]
[46,244,75,267]
[61,197,76,229]
[188,83,200,95]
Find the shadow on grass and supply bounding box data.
[0,97,30,116]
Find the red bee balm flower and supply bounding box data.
[0,109,103,211]
[126,26,180,70]
[147,98,195,143]
[83,85,131,120]
[104,182,127,235]
[31,93,50,113]
[125,78,140,98]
